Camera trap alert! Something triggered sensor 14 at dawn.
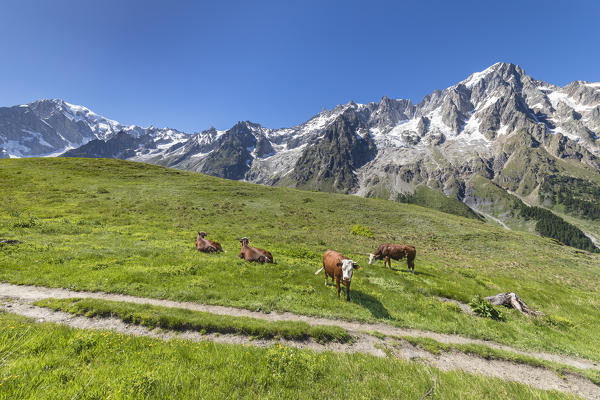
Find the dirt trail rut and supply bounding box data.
[1,282,599,399]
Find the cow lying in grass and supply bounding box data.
[315,249,359,301]
[238,237,273,263]
[369,244,416,272]
[195,231,223,253]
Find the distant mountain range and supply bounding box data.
[2,62,599,251]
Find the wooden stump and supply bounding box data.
[484,293,544,316]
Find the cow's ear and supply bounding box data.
[336,261,342,268]
[353,263,360,269]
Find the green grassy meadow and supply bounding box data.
[1,158,599,361]
[0,312,578,400]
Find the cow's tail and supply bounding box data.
[314,267,324,275]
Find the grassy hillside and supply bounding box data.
[1,158,599,360]
[397,184,483,220]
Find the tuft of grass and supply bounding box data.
[34,298,352,344]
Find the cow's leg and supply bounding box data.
[336,279,341,298]
[345,283,351,302]
[385,256,391,269]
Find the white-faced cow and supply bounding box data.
[315,249,359,301]
[238,237,273,263]
[369,244,416,272]
[195,231,223,253]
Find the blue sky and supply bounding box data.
[1,0,599,132]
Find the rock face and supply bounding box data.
[2,62,600,239]
[62,132,156,159]
[290,108,376,192]
[198,122,257,180]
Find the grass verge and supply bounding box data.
[34,298,352,344]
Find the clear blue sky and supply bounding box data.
[1,0,599,132]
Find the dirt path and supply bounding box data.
[1,282,597,370]
[1,282,600,399]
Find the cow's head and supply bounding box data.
[198,231,207,238]
[368,253,376,264]
[240,237,250,246]
[340,259,359,282]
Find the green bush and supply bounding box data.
[469,295,504,321]
[350,224,374,238]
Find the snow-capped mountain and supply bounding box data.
[0,99,187,158]
[2,63,600,248]
[140,63,599,201]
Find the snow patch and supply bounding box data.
[460,64,501,89]
[547,91,596,113]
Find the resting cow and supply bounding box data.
[238,237,273,263]
[315,249,359,301]
[195,231,223,253]
[369,244,416,272]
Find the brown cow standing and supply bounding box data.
[195,231,223,253]
[238,237,273,263]
[315,249,359,301]
[369,244,416,272]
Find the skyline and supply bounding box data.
[1,0,599,132]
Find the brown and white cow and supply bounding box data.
[315,249,359,301]
[238,237,273,263]
[195,231,223,253]
[369,244,416,272]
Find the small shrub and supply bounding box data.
[469,295,504,321]
[351,224,374,238]
[12,215,39,228]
